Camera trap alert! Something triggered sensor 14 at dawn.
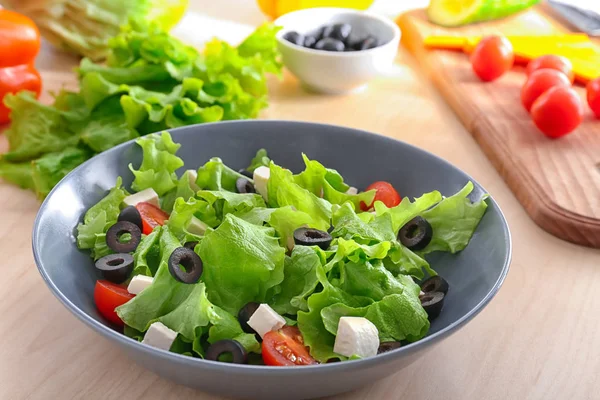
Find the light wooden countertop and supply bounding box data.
[1,1,600,399]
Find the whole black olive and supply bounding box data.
[315,38,345,52]
[420,291,445,320]
[354,35,378,51]
[293,227,332,250]
[322,23,352,42]
[238,168,253,179]
[398,216,433,251]
[106,221,142,253]
[283,31,304,46]
[168,247,203,284]
[206,340,248,364]
[420,275,449,296]
[236,177,256,194]
[303,35,317,48]
[95,253,134,284]
[118,206,143,231]
[377,341,402,354]
[238,302,260,334]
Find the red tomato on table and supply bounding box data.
[531,86,583,138]
[586,77,600,119]
[526,55,574,84]
[136,202,170,235]
[360,181,401,211]
[521,69,571,112]
[470,36,514,82]
[94,280,134,326]
[262,326,317,366]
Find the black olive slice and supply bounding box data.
[117,206,143,231]
[283,31,304,46]
[238,168,253,179]
[322,23,352,42]
[106,221,142,253]
[168,247,203,284]
[398,216,433,251]
[315,38,345,52]
[183,241,199,250]
[206,340,248,364]
[420,275,449,296]
[419,291,445,320]
[236,177,256,194]
[238,302,260,334]
[293,228,332,250]
[377,341,402,354]
[95,253,134,284]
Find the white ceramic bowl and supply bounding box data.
[275,8,401,94]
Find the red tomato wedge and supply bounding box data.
[360,181,401,211]
[136,202,169,235]
[262,326,317,366]
[94,280,134,326]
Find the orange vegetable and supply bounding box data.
[0,9,42,124]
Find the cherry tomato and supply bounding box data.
[360,181,401,211]
[531,86,583,138]
[521,69,571,112]
[0,63,42,123]
[471,36,514,82]
[94,280,134,326]
[0,10,41,68]
[586,77,600,119]
[526,55,574,84]
[262,326,317,366]
[135,202,169,235]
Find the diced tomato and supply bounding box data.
[94,280,134,326]
[262,326,318,366]
[360,181,401,211]
[136,202,169,235]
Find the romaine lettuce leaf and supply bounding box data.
[196,157,248,192]
[161,170,198,213]
[166,197,210,243]
[197,190,266,223]
[234,207,276,226]
[132,227,162,277]
[331,202,396,244]
[199,214,285,314]
[129,131,184,195]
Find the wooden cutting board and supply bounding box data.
[398,6,600,248]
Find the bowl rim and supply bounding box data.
[32,120,512,375]
[274,7,401,57]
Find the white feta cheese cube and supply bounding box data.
[333,317,379,358]
[253,166,270,201]
[127,275,154,295]
[142,322,177,351]
[247,304,286,338]
[123,188,159,208]
[185,169,200,191]
[346,186,358,195]
[187,216,209,236]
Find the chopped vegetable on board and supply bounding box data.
[428,0,540,27]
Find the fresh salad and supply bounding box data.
[76,131,488,366]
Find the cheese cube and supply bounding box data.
[346,186,358,195]
[142,322,177,351]
[333,317,379,358]
[247,304,286,338]
[123,188,159,208]
[187,216,209,236]
[185,169,200,191]
[253,166,270,201]
[127,275,154,295]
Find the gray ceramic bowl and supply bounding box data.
[32,121,511,400]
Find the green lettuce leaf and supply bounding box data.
[331,203,396,244]
[132,227,162,277]
[76,177,127,259]
[166,197,210,243]
[245,148,270,172]
[374,190,443,233]
[420,182,488,254]
[0,160,35,190]
[234,207,276,226]
[161,170,199,213]
[199,214,285,314]
[31,147,93,199]
[197,190,266,223]
[129,131,184,195]
[267,163,331,231]
[270,246,322,315]
[196,157,248,192]
[207,307,261,354]
[267,206,314,249]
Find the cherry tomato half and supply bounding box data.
[531,86,583,138]
[521,69,571,112]
[471,36,514,82]
[94,280,134,326]
[136,202,169,235]
[360,181,401,211]
[526,55,574,84]
[586,77,600,119]
[262,326,317,366]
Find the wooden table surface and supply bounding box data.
[1,1,600,400]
